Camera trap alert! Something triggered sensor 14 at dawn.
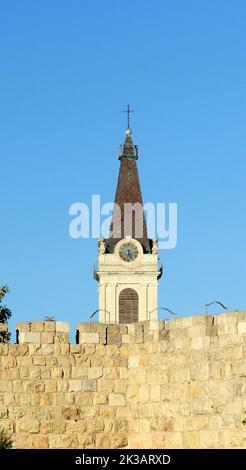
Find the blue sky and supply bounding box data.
[1,0,246,341]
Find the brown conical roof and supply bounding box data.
[122,131,135,156]
[105,129,151,253]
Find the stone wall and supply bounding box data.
[0,312,246,448]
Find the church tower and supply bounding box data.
[96,112,162,323]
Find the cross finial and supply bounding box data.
[123,104,134,129]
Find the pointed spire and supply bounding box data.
[123,128,134,156]
[105,127,150,254]
[119,128,139,160]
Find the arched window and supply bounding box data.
[119,288,138,323]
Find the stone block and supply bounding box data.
[190,363,209,381]
[27,435,49,448]
[115,379,128,394]
[109,393,126,407]
[186,382,203,399]
[87,417,105,433]
[122,334,130,343]
[69,380,81,392]
[19,332,41,343]
[17,356,33,366]
[70,344,84,354]
[96,378,114,393]
[139,384,149,403]
[165,432,184,448]
[84,344,96,354]
[0,405,8,418]
[33,356,46,366]
[40,420,53,434]
[54,332,69,343]
[16,322,30,332]
[2,356,16,368]
[51,367,63,379]
[43,321,56,331]
[76,322,92,333]
[81,379,97,392]
[191,337,203,350]
[60,343,70,355]
[93,392,108,405]
[223,398,241,414]
[149,319,162,331]
[56,321,70,333]
[38,344,52,356]
[34,381,45,393]
[199,430,218,448]
[127,323,136,334]
[120,367,128,379]
[17,418,40,434]
[184,416,208,431]
[150,384,161,402]
[53,343,62,356]
[71,367,87,379]
[238,311,246,320]
[45,380,57,392]
[15,344,29,356]
[56,380,69,392]
[134,334,144,344]
[107,335,122,346]
[113,417,129,434]
[0,344,8,355]
[184,432,200,448]
[80,333,100,344]
[238,322,246,334]
[182,316,193,327]
[88,367,103,379]
[192,315,212,326]
[76,392,93,406]
[31,322,44,332]
[129,368,146,384]
[40,393,54,405]
[107,324,120,334]
[20,393,31,405]
[139,419,151,432]
[237,362,246,377]
[41,332,54,344]
[129,432,151,449]
[129,356,139,368]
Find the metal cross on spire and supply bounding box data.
[123,104,134,129]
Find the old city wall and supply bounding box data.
[0,311,246,448]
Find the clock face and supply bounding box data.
[119,242,138,262]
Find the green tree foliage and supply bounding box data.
[0,285,11,343]
[0,427,13,449]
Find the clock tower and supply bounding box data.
[95,118,162,323]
